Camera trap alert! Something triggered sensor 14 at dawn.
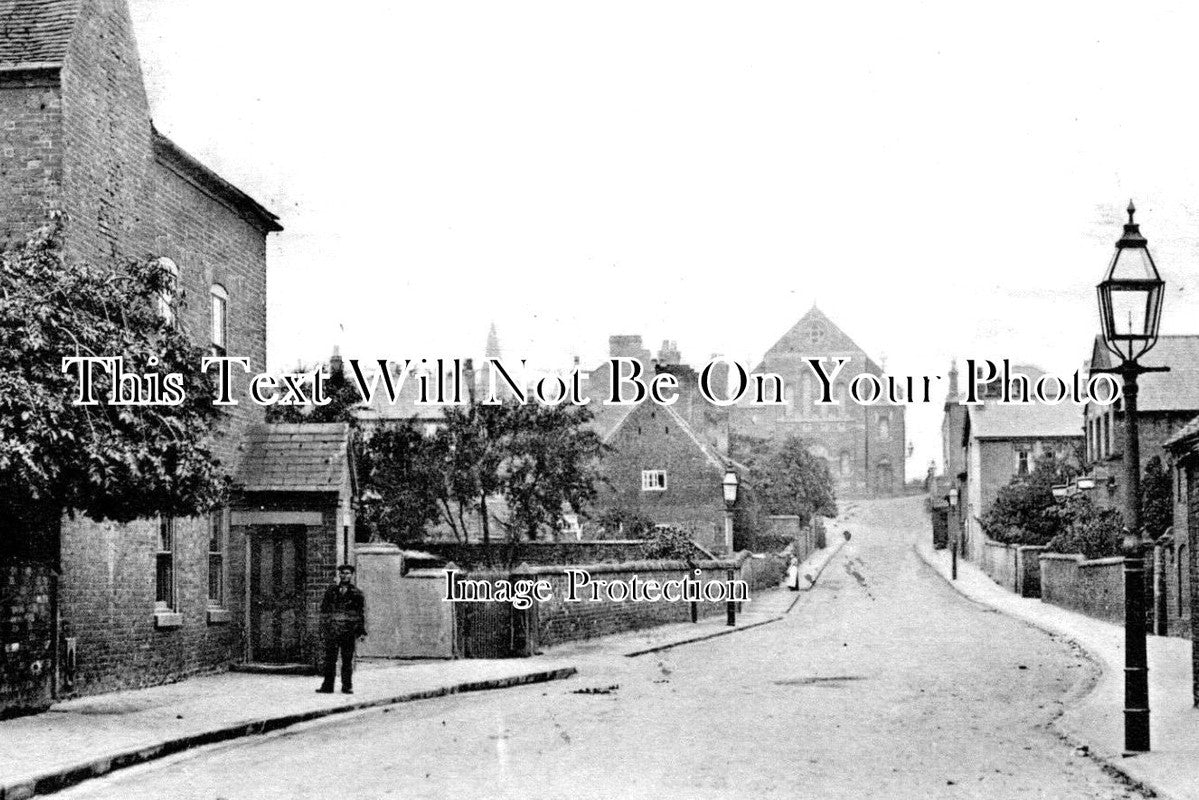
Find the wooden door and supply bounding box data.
[249,526,306,663]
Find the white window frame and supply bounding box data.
[157,257,179,326]
[155,517,176,611]
[641,470,668,492]
[208,509,227,608]
[210,283,229,355]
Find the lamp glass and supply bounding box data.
[1097,213,1164,364]
[722,470,739,505]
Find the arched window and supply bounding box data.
[800,375,813,416]
[157,258,178,326]
[210,284,229,355]
[839,451,852,477]
[878,414,890,441]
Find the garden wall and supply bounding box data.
[417,540,657,569]
[455,553,765,654]
[1039,553,1124,624]
[980,538,1046,598]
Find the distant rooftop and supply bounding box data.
[1091,335,1199,413]
[964,402,1082,442]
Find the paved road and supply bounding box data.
[60,497,1145,799]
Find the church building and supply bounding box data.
[730,307,906,497]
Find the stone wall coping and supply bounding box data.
[356,542,402,554]
[462,556,742,579]
[984,535,1048,552]
[1040,552,1125,567]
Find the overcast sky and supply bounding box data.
[126,1,1199,479]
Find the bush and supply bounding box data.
[640,525,700,562]
[595,508,655,539]
[1045,495,1123,559]
[750,532,798,554]
[981,453,1076,546]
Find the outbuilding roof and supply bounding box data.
[235,423,353,493]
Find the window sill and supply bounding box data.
[154,611,183,629]
[207,608,232,625]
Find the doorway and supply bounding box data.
[248,525,307,663]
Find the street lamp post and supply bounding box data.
[948,487,960,580]
[1094,201,1168,754]
[722,470,739,626]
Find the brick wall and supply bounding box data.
[59,0,154,265]
[419,541,658,569]
[0,560,55,716]
[56,514,242,698]
[1189,460,1199,705]
[147,154,269,468]
[460,559,745,651]
[1039,553,1124,624]
[0,72,62,248]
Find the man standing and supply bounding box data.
[317,564,366,694]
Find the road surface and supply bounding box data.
[60,497,1144,799]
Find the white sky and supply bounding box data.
[127,1,1199,480]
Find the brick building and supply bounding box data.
[1084,336,1199,641]
[730,307,906,497]
[0,0,289,709]
[958,381,1082,562]
[1164,419,1199,702]
[592,401,741,554]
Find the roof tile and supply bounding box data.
[0,0,80,70]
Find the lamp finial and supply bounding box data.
[1127,200,1136,224]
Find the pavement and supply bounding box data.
[0,657,577,799]
[916,539,1199,800]
[0,540,843,799]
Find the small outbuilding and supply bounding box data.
[231,424,357,669]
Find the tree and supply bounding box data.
[1141,455,1173,540]
[357,400,605,551]
[496,404,604,542]
[639,524,699,562]
[0,220,226,552]
[356,421,443,543]
[749,435,837,525]
[981,452,1077,545]
[435,401,515,547]
[264,351,361,424]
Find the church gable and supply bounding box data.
[758,306,879,371]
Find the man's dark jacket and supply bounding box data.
[320,583,366,638]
